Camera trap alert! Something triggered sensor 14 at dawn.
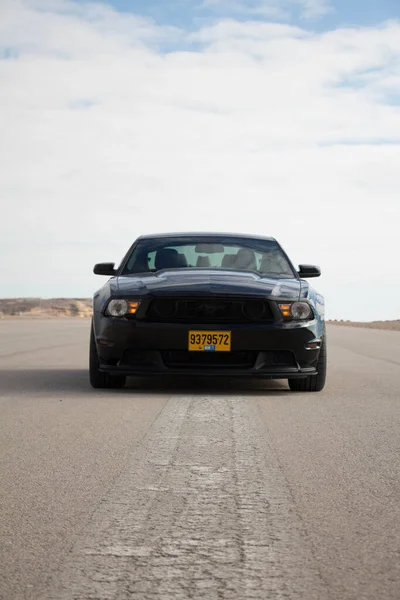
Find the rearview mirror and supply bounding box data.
[298,264,321,278]
[93,262,116,276]
[195,243,225,254]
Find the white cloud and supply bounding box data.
[294,0,332,19]
[0,1,399,319]
[200,0,333,20]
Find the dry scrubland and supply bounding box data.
[0,298,92,318]
[0,298,398,330]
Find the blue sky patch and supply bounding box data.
[71,0,400,31]
[0,47,19,60]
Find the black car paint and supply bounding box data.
[92,234,325,379]
[116,271,301,299]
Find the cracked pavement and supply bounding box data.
[0,320,399,600]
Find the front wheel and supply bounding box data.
[288,339,327,392]
[89,323,126,389]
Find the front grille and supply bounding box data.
[162,350,257,369]
[146,297,274,323]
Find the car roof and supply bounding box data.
[137,232,276,242]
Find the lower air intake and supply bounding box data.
[162,351,257,369]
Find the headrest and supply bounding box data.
[221,255,236,268]
[235,248,257,270]
[196,255,211,267]
[155,248,180,270]
[260,253,280,275]
[177,253,188,267]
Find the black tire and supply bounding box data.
[89,323,126,389]
[288,338,327,392]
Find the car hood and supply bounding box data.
[114,269,301,301]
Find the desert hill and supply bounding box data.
[0,298,92,318]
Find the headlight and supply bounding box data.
[106,299,141,317]
[107,299,128,317]
[291,302,312,320]
[278,302,313,320]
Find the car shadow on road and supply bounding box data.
[0,369,290,396]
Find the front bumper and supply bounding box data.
[93,314,323,379]
[94,313,323,379]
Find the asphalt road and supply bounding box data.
[0,319,399,600]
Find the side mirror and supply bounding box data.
[93,262,116,276]
[298,264,321,278]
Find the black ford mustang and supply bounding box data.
[90,233,326,391]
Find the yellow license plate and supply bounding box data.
[188,331,231,352]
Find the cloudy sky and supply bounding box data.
[1,0,399,320]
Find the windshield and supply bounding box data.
[121,236,295,278]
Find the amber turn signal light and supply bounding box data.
[128,301,140,315]
[279,304,291,318]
